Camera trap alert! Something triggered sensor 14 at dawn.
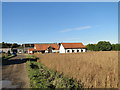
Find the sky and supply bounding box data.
[2,2,118,45]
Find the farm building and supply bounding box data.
[0,48,11,53]
[59,43,86,53]
[0,48,24,54]
[28,43,86,54]
[28,44,59,54]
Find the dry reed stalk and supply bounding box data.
[34,51,119,88]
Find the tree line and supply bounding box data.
[0,42,21,48]
[0,42,34,48]
[86,41,120,51]
[1,41,120,51]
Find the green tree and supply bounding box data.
[48,46,53,53]
[0,43,2,48]
[11,43,20,48]
[1,42,21,48]
[111,44,120,51]
[7,43,12,48]
[112,44,116,50]
[2,42,8,48]
[95,41,112,51]
[86,44,96,51]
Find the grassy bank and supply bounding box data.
[26,61,83,89]
[26,54,37,59]
[2,53,13,60]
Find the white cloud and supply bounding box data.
[60,25,92,33]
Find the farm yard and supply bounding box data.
[34,51,119,88]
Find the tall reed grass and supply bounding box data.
[35,51,118,88]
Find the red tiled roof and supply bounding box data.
[28,48,35,51]
[61,43,86,49]
[34,44,59,50]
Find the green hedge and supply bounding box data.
[26,61,83,89]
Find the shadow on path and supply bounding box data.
[2,58,38,66]
[2,55,39,89]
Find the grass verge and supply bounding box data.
[26,54,38,61]
[2,53,15,60]
[26,54,37,59]
[2,55,13,60]
[26,61,83,89]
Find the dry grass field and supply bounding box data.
[34,51,119,88]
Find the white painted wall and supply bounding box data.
[82,49,86,52]
[29,51,33,53]
[52,50,59,53]
[28,50,33,54]
[34,46,36,49]
[45,50,48,53]
[59,44,65,53]
[59,44,86,53]
[72,49,77,53]
[65,49,77,53]
[65,48,86,53]
[45,50,59,53]
[17,49,24,53]
[65,49,72,53]
[0,48,11,53]
[78,49,81,52]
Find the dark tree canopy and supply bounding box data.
[86,41,119,51]
[22,44,34,47]
[11,43,20,48]
[86,44,96,51]
[1,42,21,48]
[48,46,53,53]
[95,41,112,51]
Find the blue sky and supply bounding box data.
[2,2,118,45]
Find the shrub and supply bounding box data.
[26,61,83,89]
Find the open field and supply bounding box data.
[35,51,119,88]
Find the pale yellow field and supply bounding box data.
[35,51,119,88]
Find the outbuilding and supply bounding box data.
[28,44,59,54]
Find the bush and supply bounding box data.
[26,61,83,89]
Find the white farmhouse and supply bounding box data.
[59,43,86,53]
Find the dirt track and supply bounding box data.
[2,54,29,88]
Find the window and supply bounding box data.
[72,50,74,53]
[77,50,79,52]
[81,49,83,52]
[67,50,70,52]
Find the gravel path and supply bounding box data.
[2,54,29,88]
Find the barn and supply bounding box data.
[59,43,86,53]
